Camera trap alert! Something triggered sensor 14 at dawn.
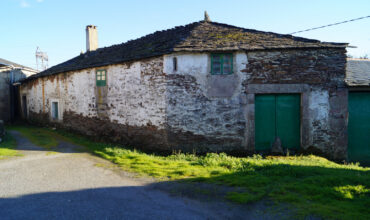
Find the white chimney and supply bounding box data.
[86,25,98,51]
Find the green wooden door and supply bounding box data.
[348,92,370,166]
[255,95,276,150]
[255,94,301,150]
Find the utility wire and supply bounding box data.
[289,15,370,35]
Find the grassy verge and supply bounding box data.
[7,124,370,219]
[7,125,58,149]
[0,133,22,158]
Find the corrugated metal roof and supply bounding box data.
[0,58,35,71]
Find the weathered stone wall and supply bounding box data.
[163,49,347,159]
[20,57,169,151]
[246,48,346,87]
[20,48,348,160]
[245,48,347,160]
[163,52,249,153]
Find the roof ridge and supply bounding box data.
[22,19,348,83]
[204,21,348,46]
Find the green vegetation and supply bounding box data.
[7,124,370,219]
[0,133,22,158]
[8,125,58,149]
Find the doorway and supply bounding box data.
[255,94,301,150]
[22,95,27,119]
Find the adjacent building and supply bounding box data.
[18,17,357,162]
[0,58,38,122]
[345,58,370,165]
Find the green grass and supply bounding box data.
[0,133,22,158]
[7,125,58,149]
[6,124,370,219]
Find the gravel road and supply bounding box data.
[0,131,278,220]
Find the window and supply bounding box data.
[211,54,233,75]
[96,69,107,86]
[52,102,58,120]
[173,57,177,71]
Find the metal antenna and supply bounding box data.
[35,46,49,71]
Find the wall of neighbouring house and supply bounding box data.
[163,48,347,160]
[0,70,11,122]
[20,57,169,150]
[0,68,31,122]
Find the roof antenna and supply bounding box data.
[204,11,211,22]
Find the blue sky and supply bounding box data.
[1,0,369,70]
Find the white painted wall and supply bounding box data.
[164,52,248,98]
[308,89,330,146]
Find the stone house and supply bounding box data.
[18,18,352,161]
[0,58,38,122]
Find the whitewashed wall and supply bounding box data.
[20,57,167,128]
[308,89,330,147]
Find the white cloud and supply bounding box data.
[20,0,30,8]
[36,0,44,2]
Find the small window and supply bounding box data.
[52,102,58,120]
[173,57,177,71]
[96,69,107,86]
[211,54,233,75]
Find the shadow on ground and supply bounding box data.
[4,129,369,219]
[0,184,284,220]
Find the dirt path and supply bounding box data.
[0,131,278,220]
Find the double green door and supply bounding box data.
[255,94,301,150]
[348,92,370,165]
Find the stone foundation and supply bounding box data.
[63,111,170,152]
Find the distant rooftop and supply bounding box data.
[0,58,37,71]
[346,58,370,87]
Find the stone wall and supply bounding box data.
[20,48,348,160]
[244,48,347,160]
[163,49,347,159]
[163,52,249,153]
[20,57,169,151]
[246,48,346,87]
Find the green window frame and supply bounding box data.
[211,53,233,75]
[96,69,107,86]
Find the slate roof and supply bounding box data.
[22,20,348,82]
[345,59,370,87]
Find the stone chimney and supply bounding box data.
[86,25,98,51]
[204,11,211,22]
